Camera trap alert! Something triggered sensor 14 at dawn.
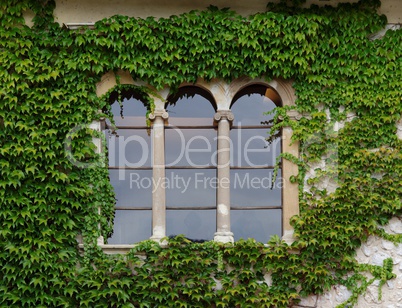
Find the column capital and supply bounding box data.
[214,110,234,124]
[287,110,303,121]
[278,110,308,121]
[149,110,169,122]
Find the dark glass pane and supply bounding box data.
[231,92,277,126]
[231,209,282,243]
[107,210,152,244]
[166,169,216,208]
[166,88,216,126]
[109,170,152,208]
[108,97,149,127]
[166,209,215,241]
[105,129,152,167]
[230,128,280,167]
[165,129,217,167]
[231,169,282,207]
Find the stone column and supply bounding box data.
[214,110,234,243]
[148,110,169,242]
[281,110,300,245]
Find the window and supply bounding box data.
[98,72,298,246]
[105,91,152,244]
[164,87,217,240]
[229,85,282,243]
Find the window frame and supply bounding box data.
[94,71,299,251]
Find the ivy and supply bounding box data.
[1,0,402,306]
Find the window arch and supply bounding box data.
[95,72,298,248]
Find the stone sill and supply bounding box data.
[78,244,138,255]
[78,231,298,255]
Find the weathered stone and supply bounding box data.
[393,258,401,265]
[298,229,402,307]
[298,295,317,307]
[371,252,391,266]
[212,278,222,291]
[362,244,372,257]
[355,247,367,262]
[264,273,272,287]
[388,293,402,305]
[395,245,402,256]
[364,285,383,305]
[366,236,377,246]
[316,291,333,308]
[382,239,396,250]
[334,285,352,303]
[389,218,402,234]
[395,278,402,289]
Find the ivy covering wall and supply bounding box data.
[1,0,402,306]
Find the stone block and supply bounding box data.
[371,252,391,266]
[298,295,317,307]
[382,240,396,250]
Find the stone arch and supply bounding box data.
[166,83,218,112]
[96,70,136,97]
[228,77,296,108]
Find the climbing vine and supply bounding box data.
[1,0,402,306]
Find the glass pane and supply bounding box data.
[231,209,282,243]
[105,129,152,167]
[231,92,277,126]
[231,169,282,207]
[166,88,216,126]
[107,210,152,244]
[166,169,216,208]
[166,209,215,241]
[165,129,217,167]
[108,97,149,127]
[109,170,152,208]
[230,128,280,167]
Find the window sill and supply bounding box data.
[78,243,138,254]
[78,231,296,255]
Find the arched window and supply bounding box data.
[164,86,217,240]
[105,91,152,244]
[96,74,298,248]
[229,85,282,243]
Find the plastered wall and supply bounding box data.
[53,0,401,25]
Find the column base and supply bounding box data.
[282,229,297,245]
[214,231,234,243]
[97,236,105,245]
[150,235,168,246]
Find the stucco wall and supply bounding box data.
[53,0,401,24]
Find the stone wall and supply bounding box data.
[294,217,402,308]
[293,116,402,308]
